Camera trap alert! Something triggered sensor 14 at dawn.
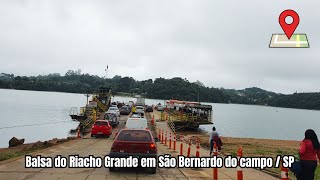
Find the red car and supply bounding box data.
[91,120,112,138]
[108,129,158,174]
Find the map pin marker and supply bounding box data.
[279,9,300,39]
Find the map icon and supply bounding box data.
[270,10,309,48]
[269,34,309,48]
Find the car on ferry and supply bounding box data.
[125,117,148,130]
[108,129,158,174]
[90,120,112,138]
[135,106,145,117]
[107,106,120,116]
[104,112,119,127]
[157,105,164,111]
[120,105,131,115]
[131,113,142,118]
[145,105,153,112]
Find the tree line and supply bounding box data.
[0,70,319,110]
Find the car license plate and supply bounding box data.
[97,132,103,134]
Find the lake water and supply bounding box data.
[0,89,82,148]
[113,96,320,141]
[0,89,320,148]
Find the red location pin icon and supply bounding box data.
[279,10,300,39]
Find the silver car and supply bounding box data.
[107,107,120,116]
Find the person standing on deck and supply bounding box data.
[132,105,136,114]
[209,126,222,156]
[297,129,320,180]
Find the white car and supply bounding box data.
[157,105,164,111]
[131,114,142,118]
[125,118,148,130]
[136,106,145,114]
[107,107,120,116]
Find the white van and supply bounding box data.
[125,118,148,130]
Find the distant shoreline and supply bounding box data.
[0,88,319,112]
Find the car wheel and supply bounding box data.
[91,134,93,137]
[106,135,110,138]
[146,167,156,174]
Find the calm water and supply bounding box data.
[113,95,320,141]
[199,103,320,141]
[0,89,82,148]
[1,89,320,148]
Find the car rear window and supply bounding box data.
[117,130,151,142]
[94,121,108,126]
[126,119,147,129]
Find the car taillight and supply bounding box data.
[149,143,156,149]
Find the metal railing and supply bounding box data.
[69,107,78,116]
[82,117,93,130]
[167,118,176,134]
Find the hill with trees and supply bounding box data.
[0,70,319,110]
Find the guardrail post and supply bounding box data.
[237,147,243,180]
[213,143,218,180]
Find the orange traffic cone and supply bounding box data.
[237,147,243,180]
[196,142,200,157]
[213,143,218,180]
[77,127,81,139]
[280,160,289,180]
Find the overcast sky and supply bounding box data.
[0,0,319,94]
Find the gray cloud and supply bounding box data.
[0,0,319,94]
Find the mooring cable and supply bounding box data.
[0,120,77,130]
